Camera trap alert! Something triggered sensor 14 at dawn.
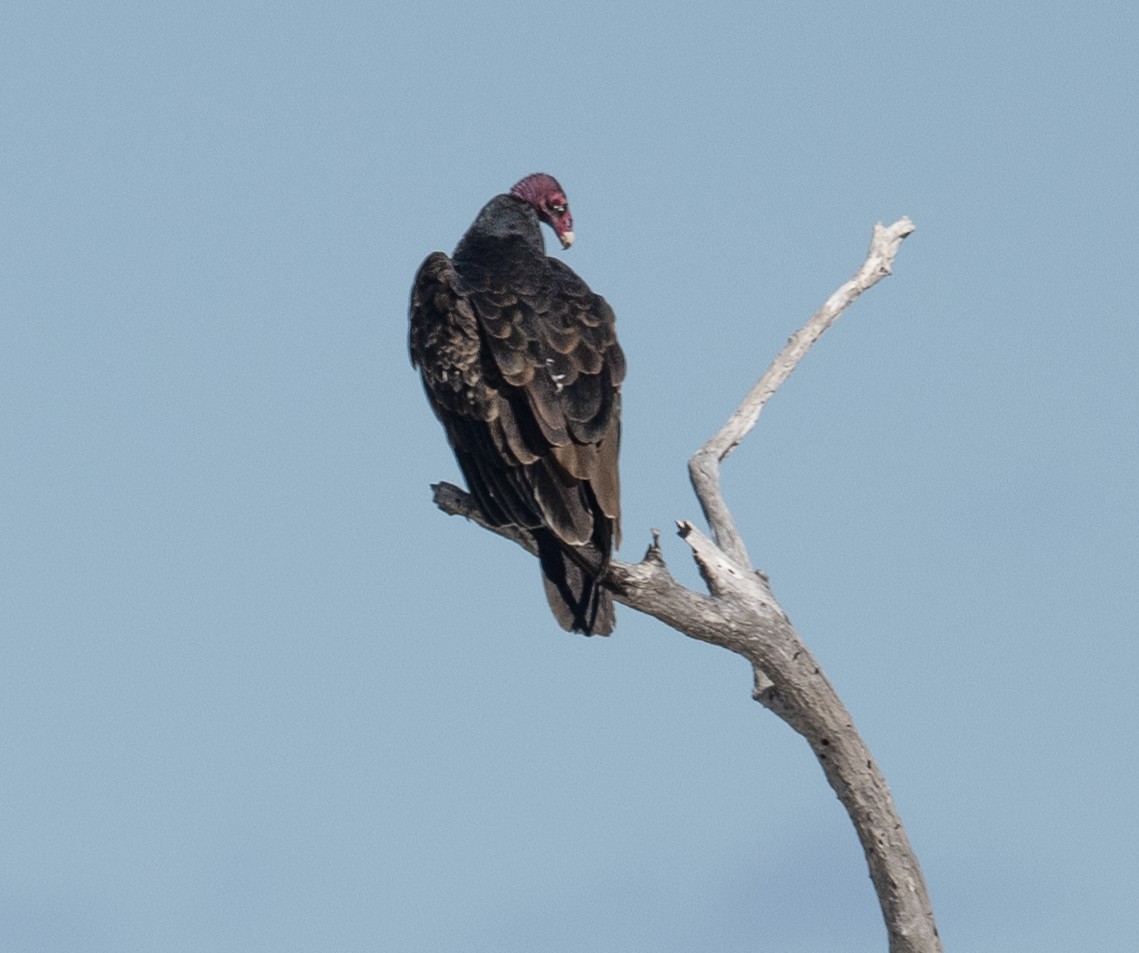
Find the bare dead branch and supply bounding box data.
[430,216,940,953]
[690,218,916,568]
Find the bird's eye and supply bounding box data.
[550,202,566,215]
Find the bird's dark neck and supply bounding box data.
[453,195,546,265]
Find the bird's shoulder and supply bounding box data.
[469,256,623,384]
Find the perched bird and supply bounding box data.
[410,173,625,635]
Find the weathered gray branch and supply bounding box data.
[432,217,940,953]
[690,217,916,568]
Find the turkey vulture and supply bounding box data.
[410,173,625,635]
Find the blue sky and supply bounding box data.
[3,2,1137,951]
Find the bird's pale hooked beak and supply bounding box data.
[559,230,575,249]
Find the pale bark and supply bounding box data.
[432,217,941,953]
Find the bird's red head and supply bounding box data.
[510,173,575,249]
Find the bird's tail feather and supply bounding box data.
[535,532,614,636]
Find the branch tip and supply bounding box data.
[642,529,666,567]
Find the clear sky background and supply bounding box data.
[3,2,1137,951]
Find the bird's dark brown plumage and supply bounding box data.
[410,174,624,634]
